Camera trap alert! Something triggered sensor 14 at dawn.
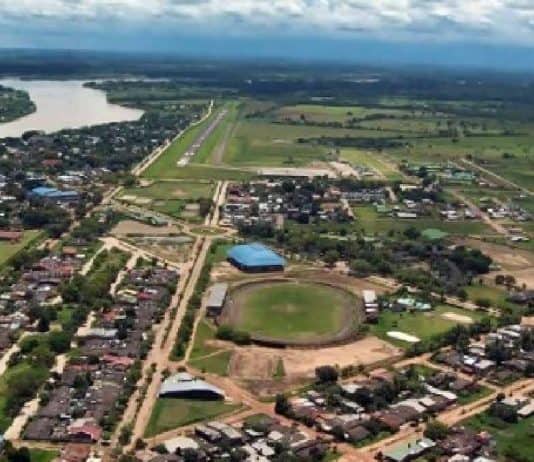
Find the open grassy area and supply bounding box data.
[29,449,59,462]
[341,149,402,180]
[370,304,486,348]
[189,350,233,376]
[353,205,491,236]
[464,413,534,461]
[230,281,356,342]
[145,398,241,437]
[0,230,43,268]
[122,180,215,200]
[142,107,218,177]
[144,163,253,181]
[464,284,520,311]
[189,320,220,360]
[0,361,49,432]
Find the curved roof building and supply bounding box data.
[227,243,286,272]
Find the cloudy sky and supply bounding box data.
[2,1,534,68]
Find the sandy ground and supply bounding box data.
[387,331,420,343]
[441,312,474,324]
[457,238,534,270]
[522,316,534,327]
[329,161,359,178]
[456,237,534,288]
[227,335,401,380]
[112,220,182,236]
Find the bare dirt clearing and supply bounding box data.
[112,220,182,236]
[228,336,400,380]
[441,312,474,324]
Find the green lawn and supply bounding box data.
[189,350,233,376]
[353,205,491,236]
[341,149,402,180]
[233,282,355,341]
[144,163,253,181]
[0,230,43,268]
[144,398,241,437]
[370,305,485,348]
[0,361,49,432]
[29,449,59,462]
[464,413,534,461]
[142,108,218,177]
[122,180,215,200]
[464,284,520,311]
[189,320,220,360]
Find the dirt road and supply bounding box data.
[460,158,532,196]
[449,189,508,236]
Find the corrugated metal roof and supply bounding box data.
[207,283,228,308]
[159,373,225,398]
[227,243,286,268]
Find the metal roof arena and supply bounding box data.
[227,243,286,269]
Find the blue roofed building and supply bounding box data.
[227,243,286,272]
[31,186,79,203]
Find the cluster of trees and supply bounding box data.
[61,249,129,309]
[172,241,217,359]
[0,85,35,122]
[215,325,251,345]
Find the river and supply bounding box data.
[0,79,144,138]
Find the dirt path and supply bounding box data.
[125,237,211,449]
[449,189,508,236]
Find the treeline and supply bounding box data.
[297,136,406,150]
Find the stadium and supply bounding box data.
[219,277,362,347]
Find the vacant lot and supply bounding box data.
[225,280,357,344]
[0,230,42,268]
[122,180,214,200]
[354,206,491,236]
[145,398,241,437]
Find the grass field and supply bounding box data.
[189,350,233,376]
[0,361,49,432]
[353,206,491,236]
[122,180,215,200]
[464,412,534,461]
[229,281,355,342]
[464,284,520,311]
[142,106,218,177]
[29,449,59,462]
[341,149,402,180]
[370,305,486,348]
[0,230,43,268]
[223,118,406,167]
[189,320,221,360]
[145,398,241,437]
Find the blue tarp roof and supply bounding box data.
[227,243,286,268]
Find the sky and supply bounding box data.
[2,1,534,69]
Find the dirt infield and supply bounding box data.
[220,278,361,347]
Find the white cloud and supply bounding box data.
[1,0,534,44]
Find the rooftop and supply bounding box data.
[227,243,286,268]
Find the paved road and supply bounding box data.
[132,100,214,177]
